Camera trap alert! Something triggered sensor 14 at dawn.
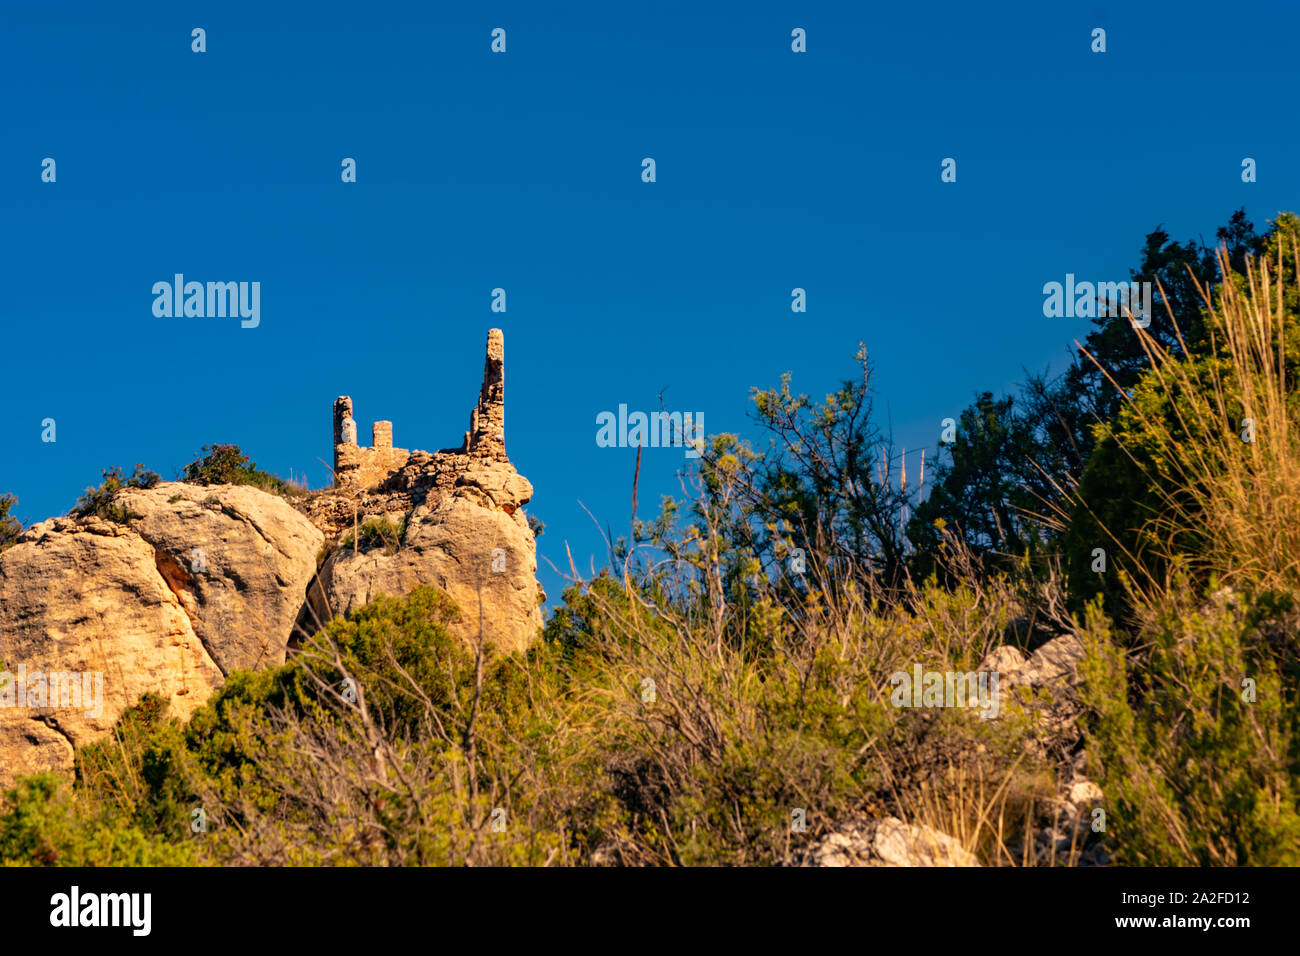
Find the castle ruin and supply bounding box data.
[332,328,509,490]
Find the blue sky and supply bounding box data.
[2,0,1297,607]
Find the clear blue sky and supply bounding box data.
[2,0,1297,608]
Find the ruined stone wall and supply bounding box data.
[333,329,507,491]
[333,396,411,490]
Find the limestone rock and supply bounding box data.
[798,816,980,867]
[0,483,323,784]
[115,482,324,674]
[978,644,1027,679]
[979,632,1109,866]
[1065,778,1105,812]
[1014,633,1085,688]
[309,464,542,653]
[0,516,224,784]
[978,634,1084,693]
[297,330,544,652]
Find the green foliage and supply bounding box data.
[1067,213,1300,619]
[1063,208,1264,429]
[16,588,572,866]
[71,464,160,523]
[743,345,913,587]
[1080,589,1300,865]
[181,444,304,498]
[907,392,1059,578]
[0,494,21,551]
[0,564,1067,867]
[542,568,1058,866]
[920,210,1267,569]
[0,772,197,866]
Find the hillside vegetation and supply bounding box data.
[3,211,1299,866]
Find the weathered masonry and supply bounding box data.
[332,328,508,490]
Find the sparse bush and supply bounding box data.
[1080,588,1300,865]
[341,515,407,554]
[182,444,306,499]
[0,494,21,551]
[71,464,160,523]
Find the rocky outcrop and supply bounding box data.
[797,816,980,867]
[0,486,322,784]
[0,329,543,784]
[977,632,1109,866]
[299,457,542,654]
[297,329,543,653]
[116,482,324,674]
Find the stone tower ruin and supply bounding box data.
[332,328,508,490]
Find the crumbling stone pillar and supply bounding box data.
[332,401,408,490]
[467,328,506,460]
[333,396,354,483]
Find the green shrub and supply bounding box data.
[550,566,1063,866]
[71,464,160,523]
[0,772,196,866]
[0,494,21,551]
[1067,217,1300,621]
[1080,587,1300,865]
[0,556,1071,868]
[181,444,305,499]
[34,587,569,866]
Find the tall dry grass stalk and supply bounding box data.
[1080,239,1300,599]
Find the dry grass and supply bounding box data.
[1079,238,1300,600]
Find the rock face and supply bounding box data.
[307,461,541,653]
[0,487,323,785]
[115,482,325,675]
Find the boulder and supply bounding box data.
[1014,633,1085,688]
[0,516,223,784]
[978,644,1027,679]
[798,816,980,867]
[0,483,323,785]
[115,482,324,674]
[312,463,542,653]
